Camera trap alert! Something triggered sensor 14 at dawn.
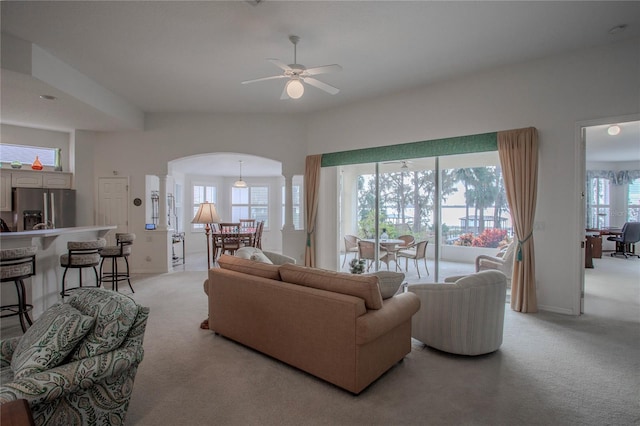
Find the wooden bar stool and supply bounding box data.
[0,246,37,332]
[99,233,136,293]
[60,239,106,298]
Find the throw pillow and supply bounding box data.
[66,288,139,361]
[250,251,273,264]
[369,271,405,299]
[234,247,259,260]
[11,303,94,379]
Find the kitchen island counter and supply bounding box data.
[0,225,116,331]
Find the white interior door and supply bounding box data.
[98,177,129,244]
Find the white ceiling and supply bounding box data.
[1,1,639,172]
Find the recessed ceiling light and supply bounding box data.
[607,125,621,136]
[39,95,57,101]
[608,24,627,35]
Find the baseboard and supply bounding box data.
[537,304,577,316]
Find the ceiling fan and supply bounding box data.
[383,160,412,170]
[241,35,342,100]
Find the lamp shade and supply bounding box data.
[233,160,247,188]
[191,202,221,224]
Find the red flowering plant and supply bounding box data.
[471,228,508,248]
[454,233,474,247]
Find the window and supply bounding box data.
[232,186,269,227]
[0,144,57,167]
[586,177,611,229]
[282,177,304,230]
[192,184,217,230]
[628,178,640,222]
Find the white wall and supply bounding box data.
[79,113,308,272]
[307,38,640,315]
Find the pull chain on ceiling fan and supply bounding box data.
[242,35,342,100]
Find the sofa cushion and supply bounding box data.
[11,303,94,379]
[368,271,405,299]
[279,264,383,310]
[66,288,139,361]
[218,254,281,280]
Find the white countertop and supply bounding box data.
[0,225,116,240]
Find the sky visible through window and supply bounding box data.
[0,144,56,167]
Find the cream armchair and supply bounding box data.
[407,270,507,355]
[475,240,516,280]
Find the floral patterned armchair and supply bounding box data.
[0,288,149,425]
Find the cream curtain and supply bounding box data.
[498,127,538,313]
[304,155,322,267]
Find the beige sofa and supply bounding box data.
[205,255,421,394]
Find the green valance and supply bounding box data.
[321,132,497,167]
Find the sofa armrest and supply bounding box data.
[475,255,504,272]
[356,292,420,345]
[0,337,20,368]
[0,345,143,406]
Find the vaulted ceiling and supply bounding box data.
[1,1,639,165]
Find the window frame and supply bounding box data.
[586,176,611,229]
[191,183,217,232]
[231,184,269,228]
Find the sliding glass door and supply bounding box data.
[337,151,509,282]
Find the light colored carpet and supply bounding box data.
[122,259,640,426]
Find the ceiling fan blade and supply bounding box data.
[241,75,287,85]
[305,64,342,76]
[303,77,340,95]
[280,84,289,100]
[268,59,292,71]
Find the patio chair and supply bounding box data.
[397,240,429,278]
[342,235,360,267]
[397,235,415,249]
[357,240,388,272]
[475,240,516,279]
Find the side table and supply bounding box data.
[0,399,35,426]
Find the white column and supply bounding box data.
[158,175,169,231]
[283,174,295,231]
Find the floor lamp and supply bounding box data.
[191,202,221,269]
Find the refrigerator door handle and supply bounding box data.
[43,192,48,225]
[50,192,56,228]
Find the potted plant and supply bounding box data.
[349,258,366,274]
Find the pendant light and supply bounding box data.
[233,160,247,188]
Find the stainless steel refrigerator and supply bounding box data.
[12,188,76,231]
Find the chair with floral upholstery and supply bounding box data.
[0,288,149,425]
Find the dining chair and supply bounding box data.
[397,240,429,278]
[254,221,265,249]
[218,223,242,255]
[239,219,256,246]
[342,235,361,267]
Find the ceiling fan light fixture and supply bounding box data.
[233,160,248,188]
[286,79,304,99]
[607,125,621,136]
